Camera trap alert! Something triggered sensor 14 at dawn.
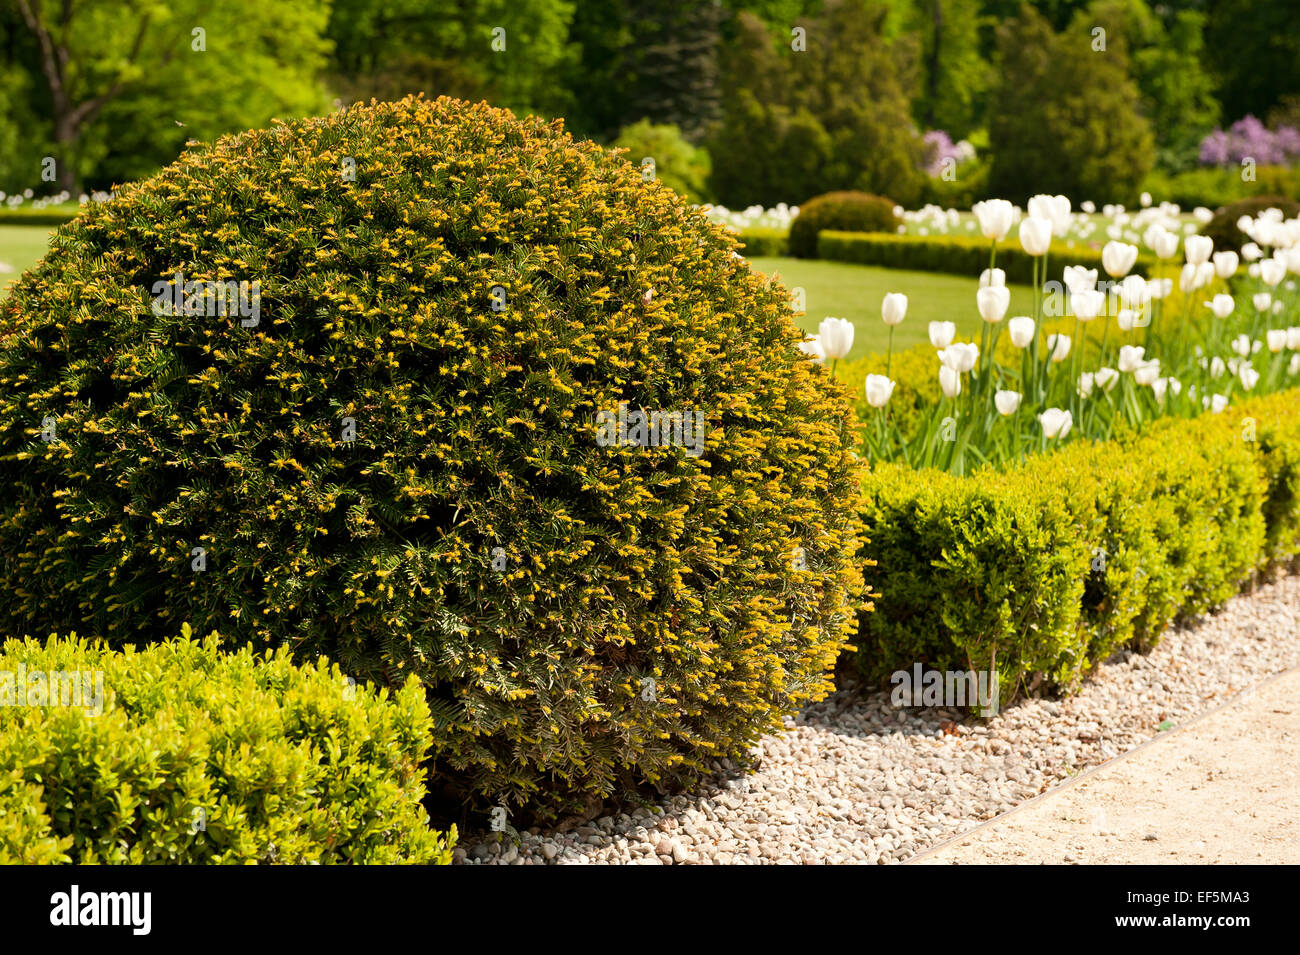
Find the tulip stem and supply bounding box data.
[886,327,894,380]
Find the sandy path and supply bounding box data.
[911,667,1300,865]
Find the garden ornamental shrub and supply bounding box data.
[787,191,901,258]
[0,95,866,818]
[0,630,453,864]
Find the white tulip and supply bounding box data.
[976,285,1010,323]
[1140,191,1152,208]
[1288,327,1300,350]
[1028,194,1071,237]
[1116,309,1141,331]
[1134,360,1161,386]
[818,317,855,359]
[1184,234,1213,266]
[1070,289,1104,321]
[1267,329,1288,353]
[938,342,979,373]
[1240,365,1261,390]
[1194,207,1215,224]
[1116,274,1148,308]
[994,390,1022,416]
[1292,354,1300,375]
[1254,292,1273,312]
[1078,372,1095,398]
[938,364,961,398]
[1102,240,1139,278]
[798,338,825,363]
[1063,265,1098,293]
[1095,367,1120,391]
[1150,277,1174,300]
[1205,294,1234,319]
[1260,258,1287,286]
[1242,241,1263,261]
[864,374,895,408]
[1151,228,1179,259]
[1204,393,1229,413]
[1046,333,1071,362]
[1006,316,1036,348]
[1213,250,1239,279]
[929,321,956,348]
[979,267,1007,288]
[1082,200,1096,213]
[973,199,1016,241]
[881,292,908,327]
[1209,355,1227,377]
[1019,216,1053,256]
[1038,408,1073,439]
[1118,344,1146,373]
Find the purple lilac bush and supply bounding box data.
[1199,115,1300,167]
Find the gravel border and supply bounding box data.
[458,573,1300,864]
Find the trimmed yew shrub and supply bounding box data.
[788,191,901,258]
[0,96,866,817]
[0,630,453,864]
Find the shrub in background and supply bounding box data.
[611,119,712,203]
[1139,166,1300,209]
[788,191,901,258]
[0,630,453,864]
[0,95,866,818]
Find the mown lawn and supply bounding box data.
[747,256,1035,360]
[0,225,57,295]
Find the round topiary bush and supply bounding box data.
[0,96,866,818]
[1201,194,1300,252]
[788,191,902,258]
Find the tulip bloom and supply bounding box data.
[1070,289,1104,322]
[1118,344,1146,373]
[1095,367,1120,391]
[994,389,1022,416]
[1078,372,1095,398]
[1151,229,1179,259]
[864,374,895,408]
[1102,241,1139,278]
[929,321,956,348]
[1184,234,1213,266]
[1046,333,1071,362]
[1213,251,1239,279]
[1007,316,1035,348]
[881,292,908,326]
[1134,360,1161,386]
[1260,258,1287,287]
[938,342,979,373]
[1288,327,1300,350]
[976,285,1010,323]
[938,365,961,398]
[1019,216,1052,256]
[818,317,854,360]
[798,338,825,363]
[973,199,1015,241]
[979,267,1007,288]
[1063,265,1098,293]
[1254,292,1272,312]
[1038,408,1073,439]
[1206,295,1235,320]
[1267,329,1288,353]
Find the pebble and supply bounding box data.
[461,574,1300,865]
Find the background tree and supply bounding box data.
[8,0,329,192]
[1204,0,1300,126]
[709,1,925,207]
[987,3,1154,202]
[906,0,991,139]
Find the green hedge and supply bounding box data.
[818,230,1156,284]
[0,207,80,226]
[736,226,789,257]
[857,389,1300,701]
[0,629,455,864]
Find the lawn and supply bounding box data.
[2,225,1033,364]
[747,256,1035,360]
[0,225,57,294]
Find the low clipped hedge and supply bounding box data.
[857,388,1300,701]
[818,230,1156,284]
[0,629,455,864]
[789,191,900,258]
[736,226,789,257]
[0,207,80,226]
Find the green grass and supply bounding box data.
[0,225,58,295]
[748,256,1036,360]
